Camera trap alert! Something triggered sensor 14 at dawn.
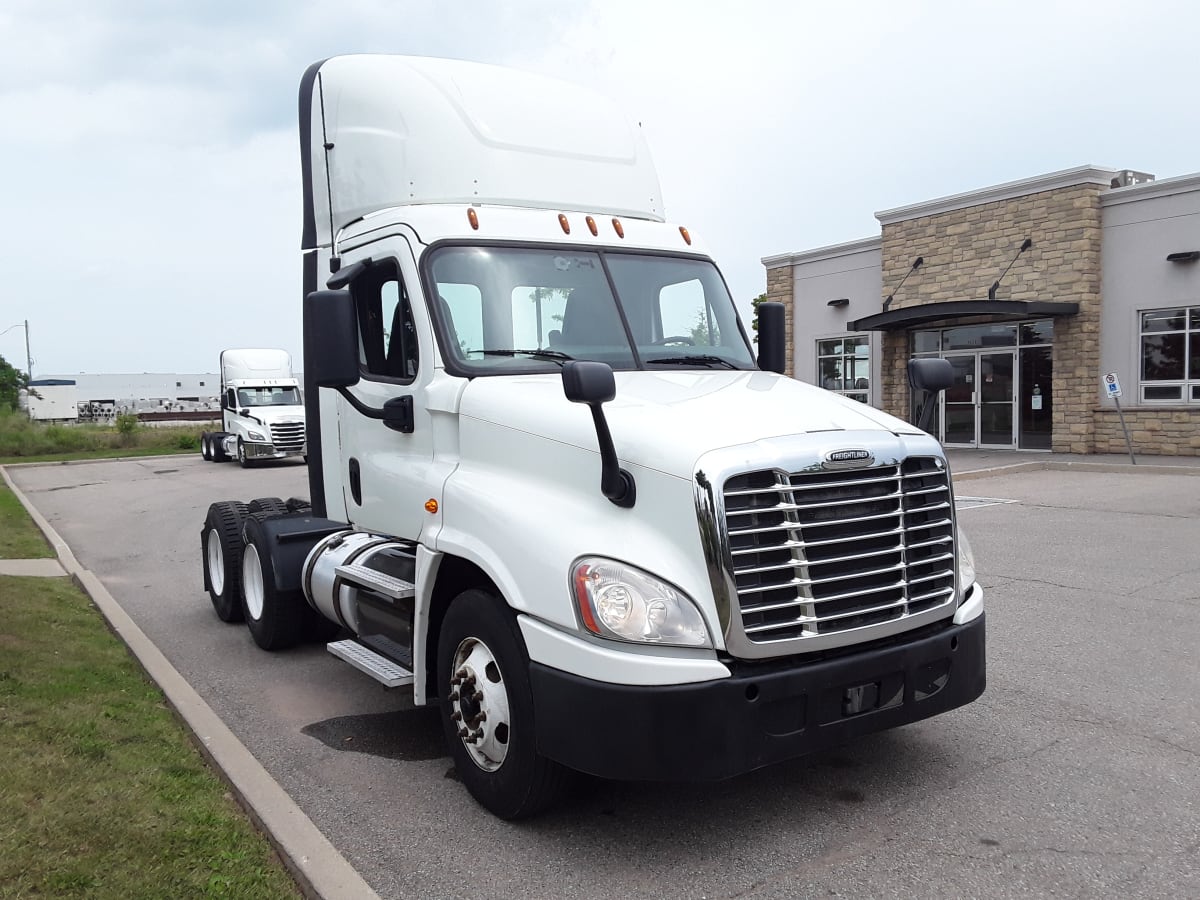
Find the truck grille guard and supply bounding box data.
[695,436,960,660]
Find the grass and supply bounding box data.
[0,407,208,465]
[0,482,52,558]
[0,577,302,899]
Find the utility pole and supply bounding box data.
[24,319,32,382]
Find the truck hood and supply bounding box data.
[458,370,921,479]
[245,405,305,425]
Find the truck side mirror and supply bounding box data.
[757,302,786,375]
[562,361,635,508]
[304,290,360,388]
[908,357,954,434]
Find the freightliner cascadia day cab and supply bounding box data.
[200,349,307,466]
[199,55,985,819]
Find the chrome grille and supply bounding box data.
[269,422,306,452]
[723,457,955,644]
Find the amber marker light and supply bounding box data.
[467,208,479,230]
[586,215,598,236]
[424,499,439,514]
[573,563,601,635]
[679,226,692,245]
[612,218,625,238]
[558,213,571,234]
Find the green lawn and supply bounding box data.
[0,577,301,899]
[0,481,52,558]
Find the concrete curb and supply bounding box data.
[0,466,381,900]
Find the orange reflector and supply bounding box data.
[558,213,570,234]
[424,499,439,514]
[586,215,598,236]
[679,226,692,245]
[612,218,624,238]
[467,208,479,230]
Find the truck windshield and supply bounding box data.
[236,387,301,407]
[427,246,756,374]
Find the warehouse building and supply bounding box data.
[763,165,1200,455]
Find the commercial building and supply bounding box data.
[763,166,1200,455]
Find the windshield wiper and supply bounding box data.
[646,355,740,369]
[479,348,574,364]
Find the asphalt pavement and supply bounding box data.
[5,451,1199,899]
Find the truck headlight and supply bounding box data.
[956,526,976,601]
[247,430,266,441]
[571,557,711,648]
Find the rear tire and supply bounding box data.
[201,501,249,622]
[247,497,288,516]
[437,588,569,819]
[212,433,229,462]
[201,433,211,461]
[240,514,307,650]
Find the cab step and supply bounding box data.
[327,639,414,688]
[334,563,415,601]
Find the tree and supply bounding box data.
[749,292,767,338]
[0,353,27,412]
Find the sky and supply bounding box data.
[2,0,1198,376]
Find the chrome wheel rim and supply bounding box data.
[450,637,511,772]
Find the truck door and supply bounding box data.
[337,238,439,541]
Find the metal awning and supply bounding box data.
[849,300,1079,332]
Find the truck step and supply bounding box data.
[335,563,415,601]
[327,639,414,688]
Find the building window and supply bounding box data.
[1139,307,1200,403]
[817,335,869,403]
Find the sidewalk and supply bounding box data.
[0,558,66,576]
[945,448,1200,479]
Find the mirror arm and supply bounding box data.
[587,403,636,508]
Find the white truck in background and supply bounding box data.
[199,55,985,819]
[200,349,306,467]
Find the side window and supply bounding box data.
[351,262,419,381]
[658,279,720,347]
[225,388,236,410]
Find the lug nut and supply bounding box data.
[458,726,468,738]
[471,691,483,703]
[448,690,459,701]
[470,711,487,725]
[451,710,462,722]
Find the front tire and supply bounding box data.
[240,514,307,650]
[201,501,249,622]
[437,589,568,819]
[237,437,252,468]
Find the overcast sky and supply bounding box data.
[2,0,1197,376]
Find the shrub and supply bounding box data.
[175,434,198,450]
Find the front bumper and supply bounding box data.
[529,613,985,781]
[244,441,306,460]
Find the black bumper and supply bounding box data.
[530,613,985,781]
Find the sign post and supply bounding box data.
[1104,373,1136,465]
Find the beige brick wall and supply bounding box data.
[1094,408,1200,456]
[880,185,1104,452]
[765,264,795,375]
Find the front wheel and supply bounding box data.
[237,437,253,468]
[437,589,568,819]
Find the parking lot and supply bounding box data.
[8,456,1200,899]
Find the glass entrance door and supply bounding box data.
[941,352,1016,448]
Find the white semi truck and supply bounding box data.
[200,55,985,819]
[200,348,306,466]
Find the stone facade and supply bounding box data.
[879,184,1104,453]
[765,262,795,371]
[1094,408,1200,456]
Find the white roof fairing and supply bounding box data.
[302,55,665,250]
